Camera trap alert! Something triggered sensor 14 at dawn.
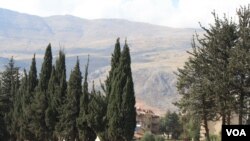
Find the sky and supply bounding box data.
[0,0,249,28]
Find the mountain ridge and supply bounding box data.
[0,8,201,115]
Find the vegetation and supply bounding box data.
[176,6,250,141]
[140,132,165,141]
[0,38,136,141]
[159,111,182,140]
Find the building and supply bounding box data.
[134,107,161,140]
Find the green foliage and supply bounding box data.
[176,5,250,141]
[31,43,53,140]
[77,56,97,141]
[0,38,136,141]
[87,83,108,141]
[140,132,155,141]
[21,55,37,140]
[0,57,20,140]
[180,113,200,141]
[209,134,220,141]
[154,135,165,141]
[160,111,182,140]
[107,39,136,141]
[57,58,82,140]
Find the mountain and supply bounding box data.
[0,8,202,115]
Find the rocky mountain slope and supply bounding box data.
[0,8,202,115]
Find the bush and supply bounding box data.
[141,132,155,141]
[155,135,165,141]
[208,134,220,141]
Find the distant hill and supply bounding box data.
[0,8,202,115]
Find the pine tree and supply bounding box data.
[32,43,52,140]
[229,6,250,124]
[57,58,82,141]
[0,57,20,140]
[176,39,217,141]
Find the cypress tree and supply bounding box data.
[28,54,38,92]
[120,42,136,141]
[87,82,108,141]
[13,69,28,140]
[51,50,67,140]
[32,43,52,140]
[57,58,82,141]
[105,38,121,99]
[20,54,38,140]
[0,81,6,140]
[107,39,136,141]
[38,43,53,90]
[45,66,57,140]
[102,38,122,141]
[77,56,97,141]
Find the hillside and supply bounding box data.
[0,8,202,115]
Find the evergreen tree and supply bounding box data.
[52,50,67,140]
[198,13,238,125]
[12,69,28,140]
[176,39,217,141]
[57,58,82,141]
[105,38,121,99]
[21,54,38,140]
[28,54,38,92]
[0,57,20,140]
[32,43,52,140]
[97,38,121,141]
[77,56,97,141]
[229,6,250,124]
[107,40,136,141]
[0,81,6,139]
[45,66,58,140]
[87,82,108,141]
[120,42,136,141]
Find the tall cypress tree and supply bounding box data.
[57,58,82,141]
[32,43,52,141]
[120,42,136,141]
[107,39,136,141]
[106,38,123,141]
[52,50,67,138]
[45,66,57,140]
[28,54,38,92]
[20,54,38,140]
[13,69,28,140]
[105,38,121,99]
[77,56,97,141]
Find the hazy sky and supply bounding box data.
[0,0,249,28]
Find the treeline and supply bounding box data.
[176,6,250,141]
[0,38,136,141]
